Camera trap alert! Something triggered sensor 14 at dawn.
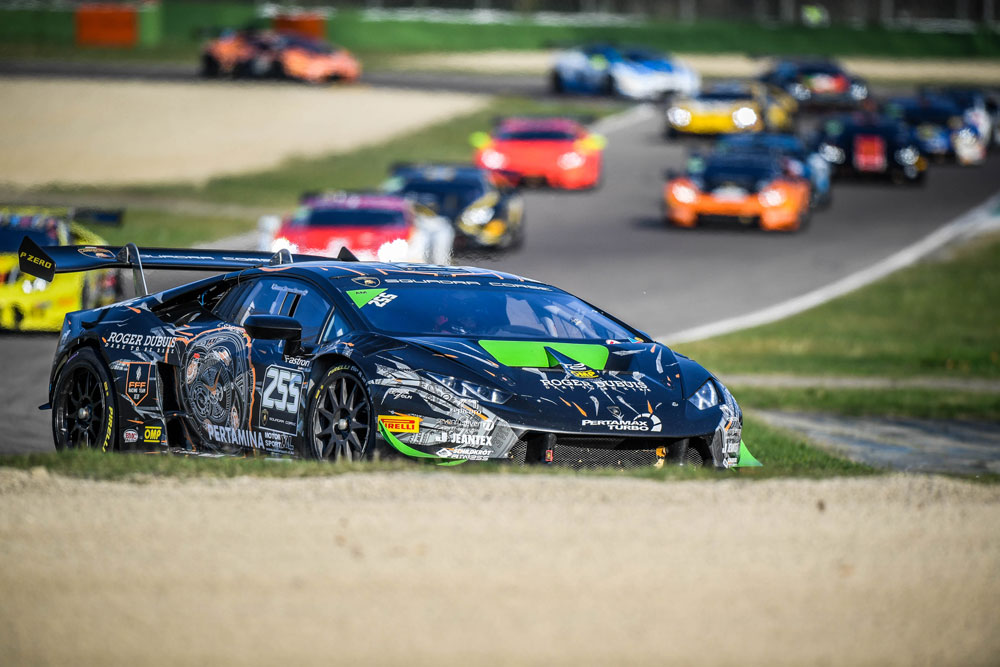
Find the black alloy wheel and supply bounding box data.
[309,366,374,462]
[52,348,115,451]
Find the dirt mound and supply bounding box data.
[1,469,997,665]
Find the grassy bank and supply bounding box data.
[0,417,871,481]
[100,208,254,248]
[676,234,1000,380]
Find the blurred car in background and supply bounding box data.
[550,44,700,100]
[663,152,811,231]
[383,163,525,252]
[759,58,868,108]
[813,113,927,184]
[664,81,795,138]
[271,193,416,261]
[471,117,605,189]
[0,206,122,331]
[716,132,832,208]
[916,85,995,150]
[884,96,986,166]
[201,28,360,84]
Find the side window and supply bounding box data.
[287,288,333,344]
[231,278,307,325]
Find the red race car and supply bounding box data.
[271,193,416,262]
[471,117,605,189]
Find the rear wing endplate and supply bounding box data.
[17,237,337,296]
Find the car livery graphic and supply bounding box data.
[19,238,760,470]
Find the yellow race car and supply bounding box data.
[664,81,796,137]
[0,207,123,331]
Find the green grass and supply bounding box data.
[99,208,255,248]
[0,417,870,481]
[676,235,1000,380]
[3,8,1000,60]
[734,386,1000,422]
[36,96,623,210]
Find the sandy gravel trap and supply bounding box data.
[1,469,998,666]
[0,78,488,187]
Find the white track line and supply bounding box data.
[590,102,657,135]
[660,190,1000,345]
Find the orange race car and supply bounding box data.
[201,28,360,84]
[663,153,811,231]
[471,117,605,189]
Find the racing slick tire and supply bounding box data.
[51,347,117,452]
[302,363,377,462]
[200,54,220,78]
[602,74,617,96]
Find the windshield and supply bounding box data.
[697,90,751,102]
[346,284,636,340]
[495,129,578,141]
[397,180,486,217]
[0,228,56,253]
[698,162,775,191]
[291,208,407,228]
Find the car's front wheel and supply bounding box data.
[51,347,116,452]
[303,364,375,461]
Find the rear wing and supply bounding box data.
[17,237,351,296]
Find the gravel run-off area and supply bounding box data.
[0,78,488,187]
[389,50,1000,84]
[1,468,998,666]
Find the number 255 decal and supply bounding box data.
[261,365,303,413]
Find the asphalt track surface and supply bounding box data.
[1,65,999,453]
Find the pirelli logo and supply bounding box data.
[18,251,52,270]
[378,415,421,433]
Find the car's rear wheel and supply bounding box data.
[51,348,116,452]
[550,70,565,94]
[200,54,220,78]
[304,364,375,461]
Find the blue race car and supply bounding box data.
[715,132,832,208]
[550,44,700,100]
[759,58,868,109]
[884,96,986,166]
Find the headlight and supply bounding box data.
[953,128,977,146]
[758,188,785,207]
[850,83,868,100]
[791,83,811,100]
[819,143,845,164]
[732,107,757,128]
[557,151,586,170]
[670,182,698,204]
[894,146,919,165]
[461,206,495,226]
[667,107,691,127]
[481,149,507,169]
[688,380,720,410]
[427,373,512,405]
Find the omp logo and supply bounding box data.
[378,415,421,433]
[18,251,52,270]
[144,426,162,443]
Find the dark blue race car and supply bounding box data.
[19,237,760,470]
[884,96,986,166]
[715,132,832,208]
[759,58,868,108]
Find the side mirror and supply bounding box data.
[244,314,302,354]
[470,131,491,149]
